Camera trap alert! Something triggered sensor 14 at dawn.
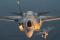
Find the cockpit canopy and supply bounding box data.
[27,20,32,27]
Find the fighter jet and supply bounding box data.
[0,11,60,39]
[0,0,60,39]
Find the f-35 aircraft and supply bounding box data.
[0,11,60,39]
[0,0,60,39]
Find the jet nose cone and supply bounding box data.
[26,30,33,38]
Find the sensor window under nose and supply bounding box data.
[27,20,32,27]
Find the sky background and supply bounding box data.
[0,0,60,40]
[0,0,60,16]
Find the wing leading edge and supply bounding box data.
[40,16,60,22]
[0,16,22,22]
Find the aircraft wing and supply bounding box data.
[40,16,60,22]
[0,16,22,22]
